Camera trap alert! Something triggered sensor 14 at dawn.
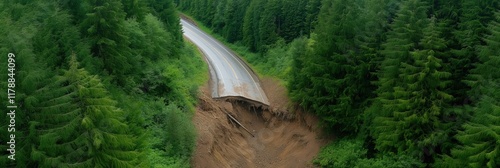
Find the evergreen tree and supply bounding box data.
[443,89,500,168]
[33,9,82,69]
[122,0,148,21]
[32,55,144,167]
[258,0,280,53]
[379,17,453,161]
[287,37,309,102]
[141,14,179,61]
[81,0,137,84]
[0,3,55,166]
[223,0,239,42]
[450,0,499,104]
[212,0,228,33]
[305,0,321,34]
[441,12,500,168]
[371,0,430,155]
[425,0,460,107]
[222,0,248,42]
[357,0,391,141]
[290,0,368,134]
[162,104,196,157]
[188,0,208,23]
[148,0,183,45]
[242,0,263,52]
[203,0,218,27]
[59,0,85,23]
[280,0,308,42]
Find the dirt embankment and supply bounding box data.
[191,77,327,168]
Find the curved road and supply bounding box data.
[181,19,269,106]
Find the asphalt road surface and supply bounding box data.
[181,19,269,105]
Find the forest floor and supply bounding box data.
[191,77,327,168]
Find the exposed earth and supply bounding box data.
[191,77,327,168]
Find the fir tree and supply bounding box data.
[442,12,500,168]
[148,0,183,49]
[60,0,86,23]
[0,3,55,166]
[371,0,430,155]
[258,0,280,53]
[280,0,308,42]
[230,0,250,42]
[212,0,228,34]
[357,0,391,139]
[290,0,368,134]
[380,17,453,160]
[121,0,148,21]
[33,9,82,69]
[450,0,499,104]
[32,55,144,167]
[81,0,136,83]
[223,0,242,43]
[154,0,182,41]
[242,0,263,52]
[305,0,321,34]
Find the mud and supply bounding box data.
[191,77,326,168]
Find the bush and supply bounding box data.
[314,139,366,167]
[356,154,424,168]
[314,139,425,168]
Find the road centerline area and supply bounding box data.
[181,19,269,105]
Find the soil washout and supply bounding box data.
[191,77,327,168]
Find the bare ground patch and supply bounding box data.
[191,77,326,168]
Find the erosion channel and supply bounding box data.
[191,77,326,168]
[182,18,326,168]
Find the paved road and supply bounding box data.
[181,19,269,105]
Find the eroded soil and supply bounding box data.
[191,77,326,168]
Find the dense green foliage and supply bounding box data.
[437,12,500,168]
[32,56,145,167]
[314,139,424,168]
[180,0,500,167]
[0,0,205,167]
[177,0,318,52]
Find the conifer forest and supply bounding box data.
[2,0,500,167]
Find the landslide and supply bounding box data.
[191,77,326,168]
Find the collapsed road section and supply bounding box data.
[181,19,269,107]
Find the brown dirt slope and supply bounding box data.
[191,77,326,168]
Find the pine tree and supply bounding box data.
[442,12,500,168]
[258,0,280,53]
[242,0,263,52]
[357,0,391,139]
[280,0,308,42]
[33,9,82,69]
[122,0,148,21]
[384,17,453,159]
[0,3,56,166]
[212,0,228,34]
[81,0,136,83]
[158,0,182,41]
[141,14,178,60]
[289,0,370,134]
[439,90,500,168]
[32,55,144,167]
[223,0,239,42]
[287,37,309,102]
[148,0,183,45]
[221,0,248,42]
[305,0,321,34]
[450,0,499,104]
[371,0,430,155]
[60,0,85,23]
